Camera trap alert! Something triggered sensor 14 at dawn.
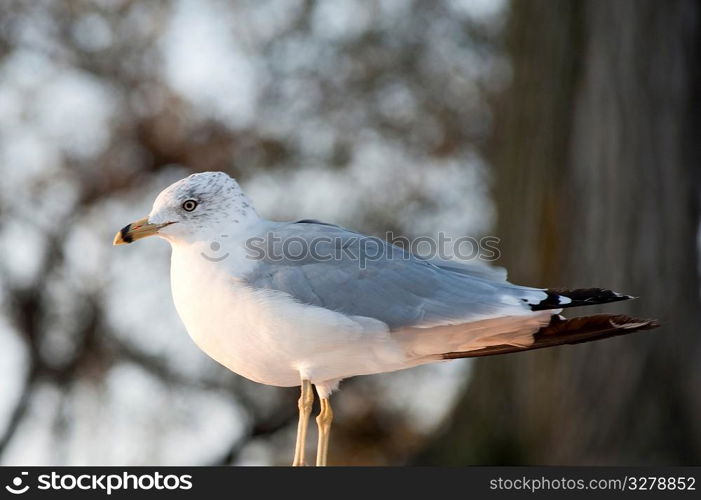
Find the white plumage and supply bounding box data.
[136,172,556,398]
[115,171,645,466]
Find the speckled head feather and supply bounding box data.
[148,172,258,239]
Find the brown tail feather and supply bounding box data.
[441,314,660,359]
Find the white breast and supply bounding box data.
[168,242,405,388]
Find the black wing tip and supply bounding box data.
[531,288,635,311]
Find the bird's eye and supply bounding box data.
[182,200,198,212]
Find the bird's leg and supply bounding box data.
[315,397,333,466]
[292,379,314,466]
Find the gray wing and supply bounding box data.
[243,220,546,329]
[425,256,508,282]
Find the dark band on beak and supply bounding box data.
[119,224,135,244]
[113,217,171,245]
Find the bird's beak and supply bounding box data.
[113,217,173,245]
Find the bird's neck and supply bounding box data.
[169,218,266,278]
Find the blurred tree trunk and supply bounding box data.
[418,0,701,464]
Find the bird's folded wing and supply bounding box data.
[242,221,546,330]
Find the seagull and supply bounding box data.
[113,171,658,466]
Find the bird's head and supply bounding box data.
[113,171,258,246]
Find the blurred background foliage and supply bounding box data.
[0,0,698,465]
